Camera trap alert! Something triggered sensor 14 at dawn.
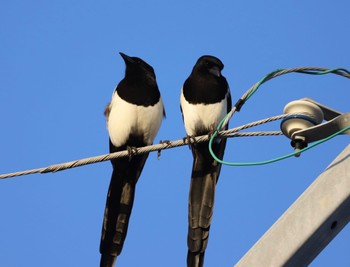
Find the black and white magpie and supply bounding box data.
[100,52,165,267]
[180,55,232,267]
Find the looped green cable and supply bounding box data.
[208,67,350,166]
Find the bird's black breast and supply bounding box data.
[116,78,161,107]
[183,75,228,105]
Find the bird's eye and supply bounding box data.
[205,61,212,68]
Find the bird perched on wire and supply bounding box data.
[100,52,165,267]
[180,55,231,267]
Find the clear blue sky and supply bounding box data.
[1,1,349,266]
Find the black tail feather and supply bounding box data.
[100,170,136,258]
[187,250,205,267]
[100,254,117,267]
[100,140,149,266]
[187,139,227,267]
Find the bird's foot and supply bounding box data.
[208,129,223,144]
[183,135,196,149]
[207,129,218,139]
[126,146,138,161]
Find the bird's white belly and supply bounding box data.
[180,91,227,136]
[107,93,163,147]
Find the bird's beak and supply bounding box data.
[119,52,134,64]
[209,66,221,77]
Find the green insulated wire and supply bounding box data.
[245,69,283,101]
[209,67,350,166]
[209,124,350,167]
[246,68,350,101]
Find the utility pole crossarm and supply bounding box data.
[235,144,350,267]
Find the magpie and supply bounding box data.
[100,52,165,267]
[180,55,232,267]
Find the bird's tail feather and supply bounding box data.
[100,254,117,267]
[100,170,136,257]
[187,250,205,267]
[100,153,148,267]
[187,139,227,267]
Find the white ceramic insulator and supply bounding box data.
[281,100,324,139]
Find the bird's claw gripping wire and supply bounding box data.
[126,146,138,161]
[183,135,197,150]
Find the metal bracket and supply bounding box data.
[291,98,350,143]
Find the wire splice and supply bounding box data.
[234,98,245,112]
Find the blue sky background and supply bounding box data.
[1,1,349,266]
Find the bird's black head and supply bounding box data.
[119,52,156,81]
[192,55,224,78]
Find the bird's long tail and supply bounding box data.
[100,150,148,267]
[187,139,227,267]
